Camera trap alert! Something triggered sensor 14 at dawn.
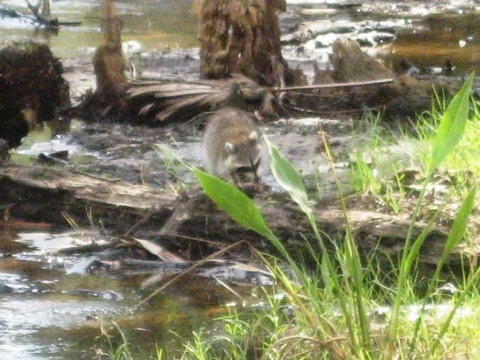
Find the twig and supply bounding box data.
[122,208,155,237]
[68,168,122,182]
[133,240,245,311]
[38,153,122,182]
[273,78,394,92]
[56,241,121,255]
[156,232,230,248]
[25,0,58,28]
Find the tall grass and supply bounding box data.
[382,73,475,359]
[349,113,421,214]
[189,74,477,359]
[102,322,135,360]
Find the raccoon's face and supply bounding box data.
[225,131,262,185]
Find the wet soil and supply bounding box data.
[14,38,357,193]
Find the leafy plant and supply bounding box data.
[102,322,134,360]
[192,133,376,358]
[130,73,479,360]
[383,72,475,359]
[192,167,318,328]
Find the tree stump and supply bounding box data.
[0,41,69,147]
[199,0,289,86]
[92,0,127,102]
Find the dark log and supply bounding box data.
[0,162,472,278]
[0,163,175,232]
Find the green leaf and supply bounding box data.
[429,72,474,174]
[437,186,476,272]
[264,136,312,215]
[193,168,272,239]
[427,186,476,355]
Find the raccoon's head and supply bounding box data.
[225,130,262,185]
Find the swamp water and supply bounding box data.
[0,226,265,358]
[2,0,480,358]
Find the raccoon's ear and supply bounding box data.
[248,131,258,142]
[225,142,235,154]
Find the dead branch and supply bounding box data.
[25,0,58,28]
[273,78,394,92]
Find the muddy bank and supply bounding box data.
[4,0,479,260]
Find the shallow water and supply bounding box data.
[0,228,126,359]
[0,225,262,359]
[388,11,480,74]
[1,0,479,74]
[280,1,480,77]
[0,0,199,58]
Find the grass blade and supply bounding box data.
[408,186,476,356]
[434,186,476,276]
[384,73,475,359]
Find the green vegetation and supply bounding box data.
[106,75,480,359]
[351,75,480,216]
[103,322,135,360]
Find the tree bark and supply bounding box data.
[92,0,127,102]
[199,0,289,86]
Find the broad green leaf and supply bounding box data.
[429,72,474,174]
[193,168,272,239]
[264,136,312,215]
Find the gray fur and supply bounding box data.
[203,107,262,185]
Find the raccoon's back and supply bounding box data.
[205,107,257,135]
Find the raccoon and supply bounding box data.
[203,107,262,185]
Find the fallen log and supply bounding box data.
[0,162,473,278]
[0,163,175,231]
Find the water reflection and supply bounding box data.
[0,0,199,58]
[388,11,480,73]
